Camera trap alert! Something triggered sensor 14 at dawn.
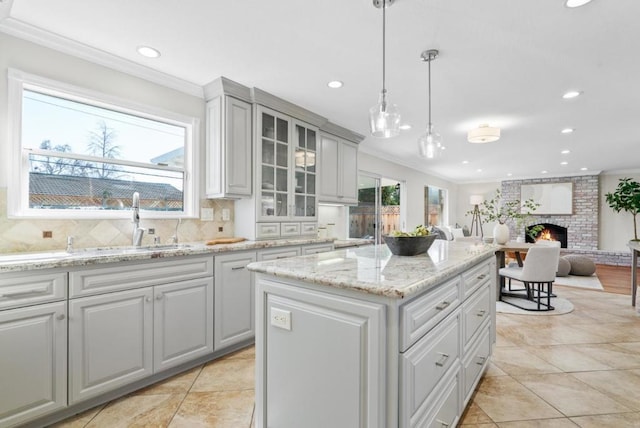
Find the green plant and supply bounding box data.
[526,224,545,241]
[605,177,640,240]
[468,189,539,225]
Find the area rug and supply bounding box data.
[497,296,574,315]
[553,274,603,290]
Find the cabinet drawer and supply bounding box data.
[258,247,301,261]
[400,310,460,421]
[400,277,461,351]
[462,259,493,299]
[462,285,491,348]
[425,372,460,428]
[301,244,334,255]
[69,255,213,298]
[281,222,301,237]
[0,271,66,310]
[301,222,318,235]
[256,223,281,239]
[463,323,491,403]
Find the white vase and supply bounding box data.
[493,223,510,245]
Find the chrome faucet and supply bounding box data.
[132,192,144,246]
[171,218,182,244]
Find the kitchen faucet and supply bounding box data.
[132,192,144,246]
[171,218,182,244]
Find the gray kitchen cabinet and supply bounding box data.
[214,251,257,351]
[0,300,67,428]
[205,94,252,198]
[319,133,358,204]
[153,277,214,372]
[235,105,319,240]
[68,286,154,404]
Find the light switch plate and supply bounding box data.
[201,208,214,221]
[270,307,292,331]
[222,208,230,221]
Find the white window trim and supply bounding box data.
[7,68,199,219]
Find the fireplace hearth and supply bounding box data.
[525,223,568,248]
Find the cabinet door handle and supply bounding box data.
[476,309,487,317]
[56,314,65,321]
[156,294,163,300]
[435,352,449,367]
[435,420,449,427]
[435,301,450,310]
[0,286,49,298]
[477,274,487,280]
[476,356,487,366]
[145,297,152,303]
[231,266,246,271]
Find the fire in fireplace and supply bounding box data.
[525,223,568,248]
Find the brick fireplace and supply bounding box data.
[525,223,568,248]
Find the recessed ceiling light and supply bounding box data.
[562,90,581,99]
[399,124,412,130]
[507,173,512,177]
[565,0,593,8]
[541,170,548,174]
[561,149,571,154]
[560,161,568,165]
[476,169,482,173]
[327,80,343,89]
[580,167,588,171]
[137,45,160,58]
[561,128,575,134]
[462,160,469,164]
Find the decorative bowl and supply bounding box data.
[383,234,437,256]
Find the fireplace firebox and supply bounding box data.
[525,223,568,248]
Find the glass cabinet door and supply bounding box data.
[260,109,289,219]
[293,121,317,219]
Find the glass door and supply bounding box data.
[259,108,289,219]
[292,121,317,220]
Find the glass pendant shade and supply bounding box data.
[369,91,401,138]
[418,125,442,159]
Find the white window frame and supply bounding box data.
[7,68,199,219]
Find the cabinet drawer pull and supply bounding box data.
[435,352,450,367]
[435,420,449,427]
[476,274,487,280]
[435,301,450,310]
[476,356,487,366]
[56,314,65,321]
[231,266,246,271]
[276,256,289,259]
[145,297,152,303]
[476,309,487,317]
[0,286,49,298]
[156,294,163,300]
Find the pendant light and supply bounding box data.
[369,0,401,138]
[417,49,443,159]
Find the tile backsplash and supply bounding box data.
[0,188,235,253]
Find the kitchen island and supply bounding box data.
[248,239,497,428]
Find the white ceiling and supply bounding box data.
[2,0,639,183]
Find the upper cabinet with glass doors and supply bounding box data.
[257,106,317,223]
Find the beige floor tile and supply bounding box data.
[528,345,613,372]
[460,401,495,425]
[461,424,499,427]
[169,390,254,428]
[222,345,255,361]
[571,322,640,343]
[520,324,610,346]
[191,358,254,392]
[497,418,579,427]
[572,343,640,369]
[570,412,640,427]
[491,347,562,376]
[85,393,185,428]
[48,405,105,427]
[134,365,203,396]
[515,373,632,417]
[611,341,640,353]
[473,376,562,422]
[571,369,640,411]
[485,362,508,377]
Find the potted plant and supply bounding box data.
[605,177,640,241]
[469,189,539,244]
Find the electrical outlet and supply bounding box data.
[42,231,53,238]
[270,307,291,330]
[218,226,223,232]
[147,228,155,235]
[200,207,214,221]
[222,208,230,221]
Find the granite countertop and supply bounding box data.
[247,240,497,299]
[333,238,375,248]
[0,237,335,273]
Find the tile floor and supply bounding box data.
[52,285,640,428]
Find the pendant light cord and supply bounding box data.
[382,0,387,100]
[428,54,432,130]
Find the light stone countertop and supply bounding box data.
[0,237,335,273]
[333,238,375,248]
[248,240,497,299]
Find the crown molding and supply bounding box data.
[251,88,326,128]
[0,17,204,98]
[319,122,365,144]
[203,76,252,102]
